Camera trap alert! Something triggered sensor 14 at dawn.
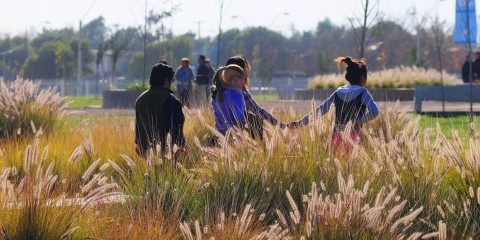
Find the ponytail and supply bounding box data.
[211,66,225,101]
[335,56,367,85]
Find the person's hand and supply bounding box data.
[174,145,188,160]
[287,121,300,129]
[353,122,362,132]
[135,145,141,156]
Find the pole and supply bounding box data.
[2,53,6,81]
[161,23,165,59]
[77,20,82,96]
[216,0,224,67]
[416,26,421,64]
[142,0,147,89]
[196,21,202,40]
[466,0,474,137]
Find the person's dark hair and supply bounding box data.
[211,64,244,102]
[211,66,225,101]
[225,55,250,89]
[198,55,206,61]
[150,63,174,87]
[158,59,168,65]
[335,56,367,85]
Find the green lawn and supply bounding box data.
[65,96,102,109]
[251,94,279,103]
[419,114,480,139]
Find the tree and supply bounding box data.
[107,27,135,88]
[347,0,381,59]
[95,38,108,96]
[23,42,58,79]
[141,9,173,88]
[0,36,28,80]
[426,16,451,112]
[83,16,107,49]
[55,42,75,81]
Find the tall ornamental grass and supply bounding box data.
[309,66,461,89]
[2,102,480,238]
[0,136,121,239]
[0,78,65,139]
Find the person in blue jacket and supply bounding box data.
[211,64,247,135]
[290,56,379,152]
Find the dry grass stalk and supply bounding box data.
[309,66,461,89]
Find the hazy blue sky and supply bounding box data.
[0,0,456,37]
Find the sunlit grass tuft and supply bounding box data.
[310,66,462,89]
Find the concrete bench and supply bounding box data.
[414,85,480,113]
[103,90,143,109]
[293,88,414,101]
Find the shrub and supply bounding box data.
[125,82,150,91]
[309,66,462,89]
[0,79,65,139]
[0,139,120,239]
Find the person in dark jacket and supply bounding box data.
[196,54,211,101]
[462,54,472,83]
[135,63,186,157]
[473,52,480,82]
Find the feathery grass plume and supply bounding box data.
[0,139,118,239]
[0,78,65,139]
[107,159,125,176]
[277,175,426,239]
[68,146,83,163]
[421,232,439,239]
[407,232,423,240]
[309,66,460,89]
[179,221,194,240]
[120,154,137,171]
[181,204,269,240]
[389,206,424,233]
[194,220,202,240]
[82,158,102,181]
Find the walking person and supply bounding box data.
[222,55,286,140]
[196,55,211,102]
[289,57,379,153]
[135,63,187,157]
[462,54,472,83]
[175,58,194,107]
[205,58,215,95]
[211,64,247,135]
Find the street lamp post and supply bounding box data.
[231,16,249,27]
[268,12,289,28]
[0,46,22,82]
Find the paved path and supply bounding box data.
[66,101,480,116]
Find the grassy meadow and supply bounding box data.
[2,78,480,239]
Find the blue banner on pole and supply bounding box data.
[454,0,477,44]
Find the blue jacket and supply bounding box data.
[212,88,246,133]
[299,85,379,125]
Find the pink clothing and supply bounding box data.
[331,131,360,154]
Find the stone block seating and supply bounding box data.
[414,84,480,113]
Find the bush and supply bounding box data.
[309,66,462,89]
[125,82,150,91]
[0,78,65,139]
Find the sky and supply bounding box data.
[0,0,459,38]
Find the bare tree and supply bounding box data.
[427,16,451,111]
[347,0,380,59]
[108,29,134,89]
[95,38,107,97]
